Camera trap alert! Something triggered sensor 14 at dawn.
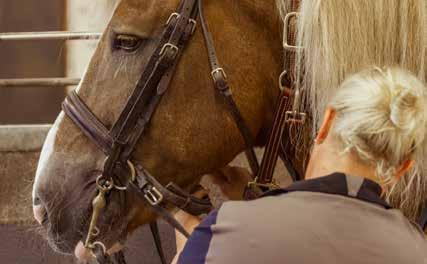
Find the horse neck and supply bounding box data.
[236,0,285,144]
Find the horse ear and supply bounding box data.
[315,107,336,144]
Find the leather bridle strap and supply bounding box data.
[198,0,259,176]
[123,164,212,216]
[63,91,113,155]
[128,178,191,238]
[247,0,302,193]
[108,0,197,155]
[120,9,199,160]
[243,0,302,199]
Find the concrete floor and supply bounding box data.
[0,222,176,264]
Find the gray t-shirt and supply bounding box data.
[178,173,427,264]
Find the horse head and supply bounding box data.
[32,0,283,256]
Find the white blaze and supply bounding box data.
[32,112,65,200]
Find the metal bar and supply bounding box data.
[0,31,101,41]
[0,78,81,87]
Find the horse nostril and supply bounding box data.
[33,196,48,225]
[33,196,41,206]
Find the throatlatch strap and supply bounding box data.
[198,0,259,176]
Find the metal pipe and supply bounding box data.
[0,78,81,87]
[0,31,101,41]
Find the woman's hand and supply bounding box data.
[201,166,253,207]
[172,166,253,263]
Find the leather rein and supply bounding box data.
[62,0,303,263]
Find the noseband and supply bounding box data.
[62,0,263,263]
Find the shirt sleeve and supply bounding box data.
[177,210,219,264]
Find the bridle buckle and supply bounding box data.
[285,110,306,124]
[144,186,164,206]
[166,12,180,26]
[211,68,227,81]
[189,19,197,35]
[283,12,303,51]
[159,43,179,58]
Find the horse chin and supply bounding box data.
[46,228,81,255]
[46,215,129,257]
[74,241,125,262]
[43,185,132,256]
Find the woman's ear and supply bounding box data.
[395,159,415,180]
[315,107,337,144]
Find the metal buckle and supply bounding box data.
[279,70,288,92]
[166,12,180,26]
[189,19,197,35]
[144,186,164,206]
[285,110,307,124]
[211,68,227,81]
[247,177,280,190]
[283,12,303,51]
[159,43,179,57]
[285,89,306,124]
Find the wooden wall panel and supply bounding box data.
[0,0,66,124]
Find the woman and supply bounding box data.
[174,67,427,264]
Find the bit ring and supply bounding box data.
[96,175,114,192]
[113,160,137,191]
[89,241,107,258]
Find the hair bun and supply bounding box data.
[389,86,421,131]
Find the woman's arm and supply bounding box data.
[171,211,203,264]
[171,166,252,263]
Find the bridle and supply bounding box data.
[62,0,304,263]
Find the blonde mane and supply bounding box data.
[277,0,427,220]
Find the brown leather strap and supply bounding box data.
[103,0,198,181]
[249,0,302,190]
[257,91,291,184]
[283,0,300,88]
[135,166,212,216]
[62,91,113,155]
[198,0,259,176]
[109,0,197,142]
[129,177,191,238]
[122,12,198,160]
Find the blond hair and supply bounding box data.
[330,68,426,219]
[293,0,426,133]
[276,0,427,221]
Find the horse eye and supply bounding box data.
[113,35,143,52]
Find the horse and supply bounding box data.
[32,0,427,261]
[32,0,286,258]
